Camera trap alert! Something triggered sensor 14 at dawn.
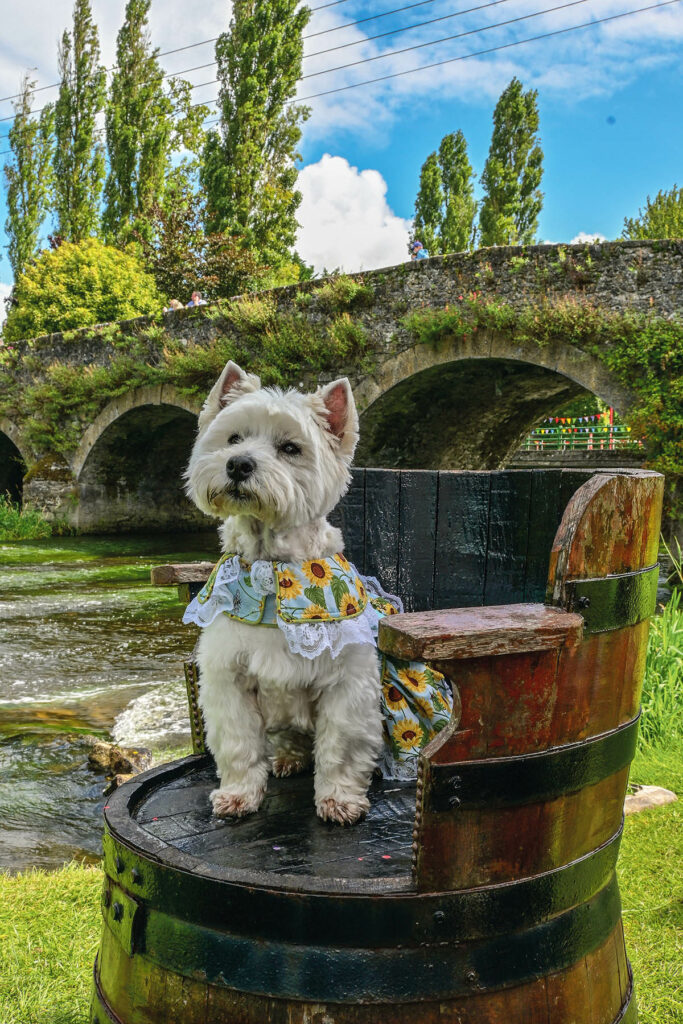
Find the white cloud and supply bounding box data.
[296,155,411,274]
[570,232,608,244]
[0,283,11,328]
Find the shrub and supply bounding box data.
[0,495,52,541]
[2,239,163,342]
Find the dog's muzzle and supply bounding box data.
[227,455,256,482]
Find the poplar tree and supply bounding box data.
[479,78,544,247]
[53,0,106,241]
[413,152,442,256]
[104,0,207,242]
[439,131,477,253]
[3,75,54,278]
[201,0,311,267]
[413,131,476,254]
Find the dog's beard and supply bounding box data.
[209,481,262,518]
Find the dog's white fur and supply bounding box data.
[185,361,382,825]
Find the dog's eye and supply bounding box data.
[279,441,302,457]
[228,433,242,445]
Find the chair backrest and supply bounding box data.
[379,468,664,892]
[330,468,594,610]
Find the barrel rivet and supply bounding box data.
[114,856,124,872]
[434,910,445,926]
[466,970,478,985]
[131,867,142,884]
[578,595,591,609]
[449,796,461,808]
[112,902,124,922]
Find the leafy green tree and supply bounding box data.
[3,238,162,341]
[413,131,477,255]
[3,75,54,277]
[439,131,477,253]
[201,0,311,267]
[53,0,106,241]
[479,78,544,247]
[137,164,265,301]
[103,0,208,243]
[622,185,683,239]
[413,152,442,256]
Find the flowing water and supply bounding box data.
[0,532,219,872]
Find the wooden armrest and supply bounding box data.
[150,562,215,585]
[378,603,583,661]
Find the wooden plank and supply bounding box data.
[151,562,214,585]
[397,470,438,612]
[484,471,533,606]
[523,470,565,602]
[379,604,583,662]
[415,766,629,891]
[363,469,401,593]
[433,471,491,609]
[548,470,664,602]
[336,467,366,570]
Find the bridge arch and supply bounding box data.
[0,417,31,503]
[72,386,206,533]
[354,330,635,469]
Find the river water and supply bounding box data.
[0,532,219,872]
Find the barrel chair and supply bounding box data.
[91,467,663,1024]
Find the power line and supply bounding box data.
[0,0,434,110]
[295,0,681,99]
[1,0,677,152]
[305,0,435,37]
[302,0,596,78]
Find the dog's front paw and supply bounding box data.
[316,795,370,826]
[271,755,308,778]
[210,786,264,818]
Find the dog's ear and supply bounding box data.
[317,378,359,459]
[198,360,261,433]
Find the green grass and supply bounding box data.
[0,862,101,1024]
[0,495,53,541]
[639,589,683,748]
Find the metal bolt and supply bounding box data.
[449,796,461,809]
[433,910,446,926]
[131,867,142,884]
[450,775,461,789]
[466,970,478,986]
[112,902,124,922]
[578,595,591,609]
[114,856,124,872]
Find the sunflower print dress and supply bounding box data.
[184,551,453,779]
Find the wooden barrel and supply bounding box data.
[92,470,661,1023]
[92,754,636,1024]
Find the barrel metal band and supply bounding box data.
[566,563,658,633]
[91,958,124,1024]
[137,874,621,1003]
[428,714,639,812]
[102,823,622,948]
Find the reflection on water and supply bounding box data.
[0,532,218,871]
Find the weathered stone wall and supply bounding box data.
[1,239,681,533]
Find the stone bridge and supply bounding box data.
[1,239,680,533]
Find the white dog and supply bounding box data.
[183,361,383,826]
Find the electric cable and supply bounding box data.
[0,0,436,109]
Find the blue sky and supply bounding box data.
[0,0,681,293]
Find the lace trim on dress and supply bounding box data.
[182,554,241,628]
[276,604,378,660]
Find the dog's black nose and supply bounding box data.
[227,455,256,481]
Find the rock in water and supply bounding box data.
[88,740,152,775]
